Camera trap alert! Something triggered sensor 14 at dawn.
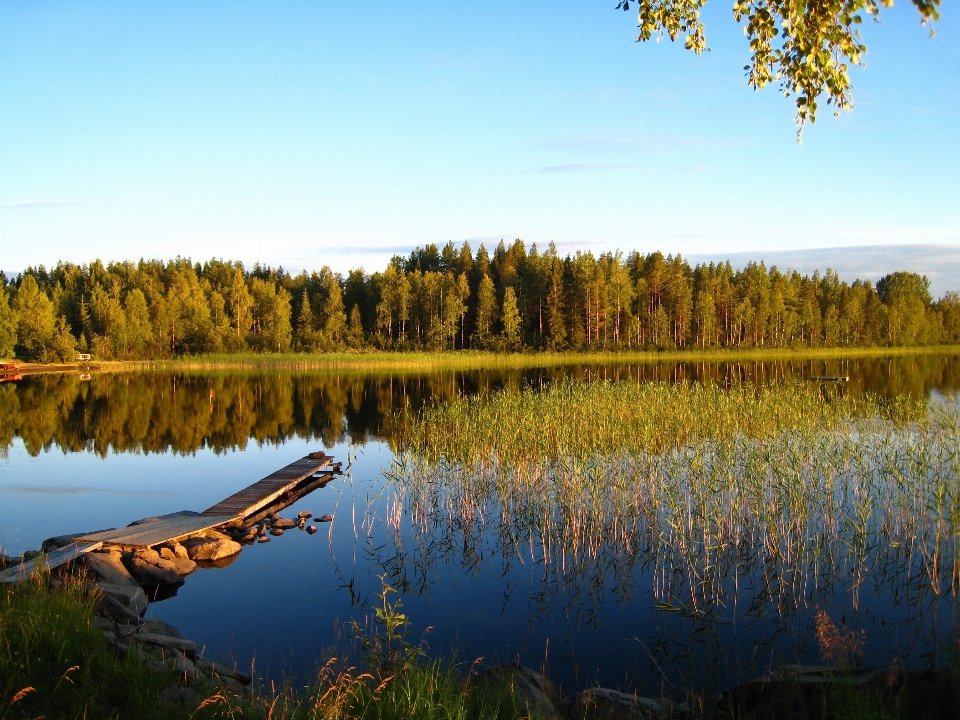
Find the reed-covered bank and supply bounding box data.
[56,344,960,373]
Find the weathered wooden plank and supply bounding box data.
[202,453,332,519]
[76,514,237,547]
[0,541,102,583]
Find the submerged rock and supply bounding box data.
[268,528,285,536]
[271,518,297,530]
[314,514,333,523]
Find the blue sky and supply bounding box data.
[1,1,958,277]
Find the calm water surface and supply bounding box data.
[1,353,959,696]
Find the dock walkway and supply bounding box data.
[73,452,337,550]
[202,452,335,519]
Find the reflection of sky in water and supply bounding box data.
[1,359,959,696]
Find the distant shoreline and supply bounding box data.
[4,345,958,376]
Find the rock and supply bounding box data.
[171,558,196,576]
[271,518,297,530]
[93,616,116,632]
[116,623,138,640]
[315,514,333,523]
[194,657,253,685]
[468,662,565,719]
[161,542,190,560]
[306,525,317,535]
[257,536,270,543]
[95,581,148,619]
[140,618,184,638]
[220,676,245,696]
[571,688,679,720]
[297,510,313,519]
[229,526,259,543]
[124,551,185,595]
[93,615,117,640]
[82,551,138,586]
[269,528,285,536]
[98,595,142,624]
[181,535,242,562]
[159,685,202,710]
[0,553,20,569]
[137,632,198,658]
[21,550,40,561]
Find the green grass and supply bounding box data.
[1,569,186,720]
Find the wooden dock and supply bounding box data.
[76,513,238,548]
[2,452,341,577]
[0,541,102,583]
[202,452,335,520]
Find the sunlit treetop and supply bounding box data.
[617,0,942,141]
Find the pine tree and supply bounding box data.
[296,289,317,351]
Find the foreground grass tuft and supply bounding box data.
[0,570,182,720]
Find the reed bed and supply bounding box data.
[385,380,960,668]
[114,345,960,374]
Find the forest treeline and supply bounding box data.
[1,240,959,361]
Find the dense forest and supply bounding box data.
[1,241,958,361]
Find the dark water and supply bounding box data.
[1,353,958,696]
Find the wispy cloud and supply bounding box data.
[1,200,87,209]
[537,162,638,174]
[0,484,169,496]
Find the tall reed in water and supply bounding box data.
[385,381,959,671]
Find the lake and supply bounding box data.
[1,352,959,698]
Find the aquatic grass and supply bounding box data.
[384,379,960,686]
